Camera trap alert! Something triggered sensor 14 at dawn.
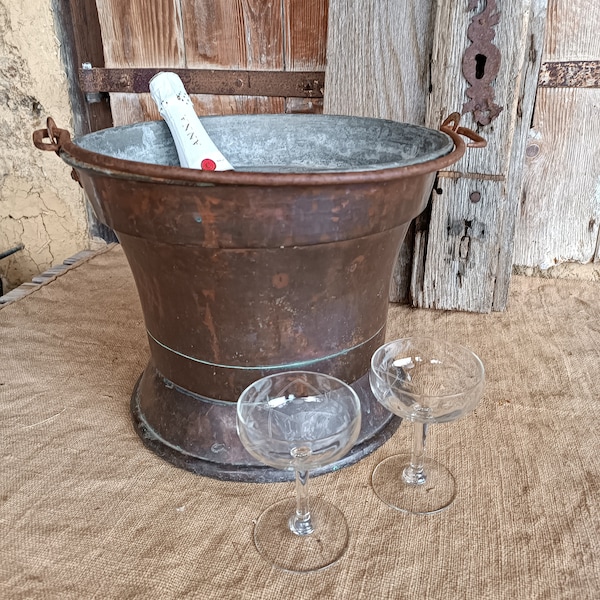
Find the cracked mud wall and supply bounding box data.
[0,1,91,293]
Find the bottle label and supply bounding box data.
[149,72,234,171]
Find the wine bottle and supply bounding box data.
[149,72,233,171]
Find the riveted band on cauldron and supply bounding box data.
[33,113,485,482]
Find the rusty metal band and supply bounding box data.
[78,67,325,98]
[538,61,600,88]
[146,325,386,371]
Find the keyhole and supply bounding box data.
[475,54,487,79]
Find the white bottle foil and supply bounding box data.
[149,72,234,171]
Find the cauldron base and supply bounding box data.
[130,363,401,483]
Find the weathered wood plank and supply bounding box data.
[513,87,600,267]
[514,0,600,269]
[181,0,284,115]
[283,0,327,114]
[96,0,186,67]
[55,0,113,135]
[324,0,434,124]
[324,0,435,302]
[192,95,285,115]
[415,177,503,312]
[182,0,283,69]
[493,0,547,309]
[412,0,541,312]
[425,1,532,177]
[284,0,328,71]
[96,0,186,124]
[545,0,600,61]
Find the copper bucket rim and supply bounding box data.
[34,113,484,188]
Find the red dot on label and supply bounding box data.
[201,158,217,171]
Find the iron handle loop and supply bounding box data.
[32,117,72,154]
[440,113,487,149]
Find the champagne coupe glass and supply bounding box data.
[236,371,361,572]
[370,337,484,515]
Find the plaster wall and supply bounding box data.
[0,0,91,293]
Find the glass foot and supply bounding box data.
[371,454,456,515]
[253,497,350,572]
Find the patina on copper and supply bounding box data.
[34,113,484,482]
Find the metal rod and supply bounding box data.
[0,244,24,260]
[78,67,325,98]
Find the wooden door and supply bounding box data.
[93,0,328,125]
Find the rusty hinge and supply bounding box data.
[78,67,325,98]
[538,61,600,88]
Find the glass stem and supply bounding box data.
[403,422,428,485]
[289,469,314,536]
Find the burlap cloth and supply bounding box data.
[1,244,598,599]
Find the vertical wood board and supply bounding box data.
[514,0,600,268]
[56,0,113,135]
[96,0,185,67]
[514,88,600,267]
[180,0,284,116]
[493,0,547,309]
[419,177,503,312]
[413,0,544,312]
[181,0,283,69]
[96,0,186,124]
[324,0,435,302]
[324,0,434,124]
[426,0,532,176]
[545,0,600,60]
[284,0,328,70]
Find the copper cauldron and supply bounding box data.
[34,113,484,481]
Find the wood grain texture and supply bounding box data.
[324,0,435,302]
[513,88,600,268]
[182,0,283,69]
[412,0,543,312]
[425,0,532,177]
[192,94,285,115]
[324,0,434,124]
[96,0,186,67]
[181,0,282,116]
[413,177,503,312]
[493,0,547,309]
[95,1,323,122]
[513,0,600,269]
[284,0,328,70]
[55,0,113,135]
[545,0,600,61]
[96,0,186,124]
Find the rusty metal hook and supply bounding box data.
[32,118,81,185]
[32,117,72,154]
[440,113,486,149]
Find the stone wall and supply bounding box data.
[0,1,91,293]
